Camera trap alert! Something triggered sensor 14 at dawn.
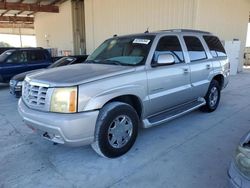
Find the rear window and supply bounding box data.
[183,36,207,62]
[203,36,226,57]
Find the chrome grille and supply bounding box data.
[22,81,48,109]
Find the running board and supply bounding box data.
[143,98,206,128]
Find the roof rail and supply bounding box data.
[160,29,212,34]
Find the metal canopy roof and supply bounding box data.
[0,0,67,29]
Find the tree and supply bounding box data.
[0,41,12,47]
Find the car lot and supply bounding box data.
[1,71,250,188]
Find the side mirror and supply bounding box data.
[6,59,13,63]
[153,54,175,67]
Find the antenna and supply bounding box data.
[113,34,118,37]
[144,27,149,33]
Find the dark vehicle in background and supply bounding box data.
[228,131,250,188]
[0,47,19,55]
[0,48,52,83]
[10,55,88,97]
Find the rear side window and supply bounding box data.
[28,50,46,63]
[156,36,184,63]
[184,36,207,62]
[203,36,226,57]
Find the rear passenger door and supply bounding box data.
[183,36,213,98]
[147,35,193,115]
[27,50,50,71]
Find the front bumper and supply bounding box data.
[18,99,99,147]
[228,161,250,188]
[9,84,22,97]
[9,80,22,97]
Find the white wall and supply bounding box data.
[195,0,250,72]
[84,0,250,71]
[85,0,197,53]
[34,1,74,56]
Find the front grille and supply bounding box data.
[22,81,48,109]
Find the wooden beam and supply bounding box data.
[27,11,36,16]
[0,23,34,29]
[1,10,9,16]
[17,10,25,15]
[0,2,59,13]
[0,16,34,23]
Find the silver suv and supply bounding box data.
[18,29,229,158]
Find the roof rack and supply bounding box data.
[160,29,212,34]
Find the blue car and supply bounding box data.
[0,48,52,83]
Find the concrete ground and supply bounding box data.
[1,72,250,188]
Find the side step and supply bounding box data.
[143,98,206,128]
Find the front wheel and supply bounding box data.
[201,80,221,112]
[91,102,139,158]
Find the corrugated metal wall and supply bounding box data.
[85,0,197,53]
[84,0,250,71]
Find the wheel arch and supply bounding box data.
[212,74,224,90]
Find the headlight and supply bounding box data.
[235,146,250,178]
[9,80,16,86]
[17,81,23,87]
[50,87,77,113]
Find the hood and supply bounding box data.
[27,63,136,87]
[12,69,45,81]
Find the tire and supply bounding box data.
[201,80,221,112]
[91,102,139,158]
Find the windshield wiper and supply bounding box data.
[85,59,133,66]
[85,60,99,64]
[102,59,124,66]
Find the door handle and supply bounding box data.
[183,68,189,74]
[206,64,211,69]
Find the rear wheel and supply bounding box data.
[201,80,221,112]
[91,102,139,158]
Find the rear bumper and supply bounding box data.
[18,99,99,147]
[228,161,250,188]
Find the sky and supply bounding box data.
[0,34,37,47]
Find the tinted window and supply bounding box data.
[203,36,226,57]
[0,50,13,62]
[6,51,28,63]
[184,36,207,62]
[28,50,46,62]
[155,36,184,63]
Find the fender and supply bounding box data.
[82,84,147,112]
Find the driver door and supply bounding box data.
[146,35,193,116]
[1,51,28,81]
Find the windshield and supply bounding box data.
[48,57,76,68]
[86,35,155,66]
[0,50,13,62]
